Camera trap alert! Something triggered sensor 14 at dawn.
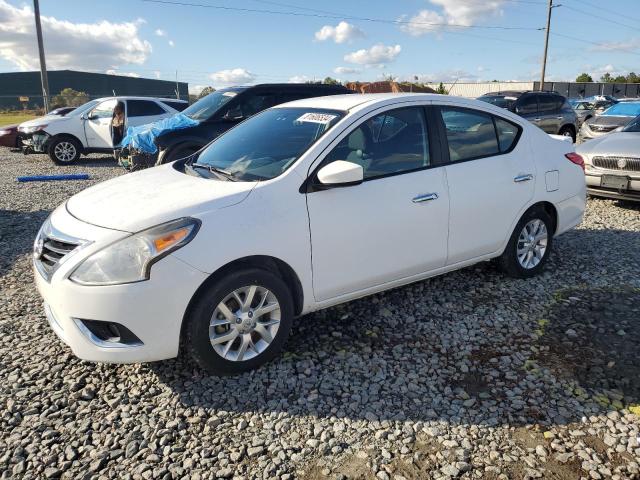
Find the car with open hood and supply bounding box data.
[19,97,187,164]
[578,114,640,201]
[34,93,586,375]
[579,101,640,141]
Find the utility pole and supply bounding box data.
[175,70,180,99]
[539,0,557,91]
[33,0,50,112]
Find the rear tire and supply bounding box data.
[48,137,81,165]
[558,125,576,143]
[498,207,553,279]
[185,268,294,375]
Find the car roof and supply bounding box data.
[92,96,188,102]
[275,93,445,112]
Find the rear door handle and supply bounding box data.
[514,174,534,183]
[412,193,439,203]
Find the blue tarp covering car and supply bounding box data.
[120,114,199,154]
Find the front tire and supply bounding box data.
[185,268,294,375]
[558,125,576,143]
[498,207,553,278]
[48,137,81,165]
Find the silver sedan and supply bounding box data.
[577,114,640,202]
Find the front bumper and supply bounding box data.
[21,132,50,153]
[585,170,640,202]
[34,207,209,363]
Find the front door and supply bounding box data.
[307,106,450,302]
[83,99,117,148]
[436,105,535,264]
[537,94,562,134]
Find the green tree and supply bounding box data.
[575,73,593,82]
[599,73,614,83]
[626,72,639,83]
[198,86,215,99]
[613,75,627,83]
[322,76,340,85]
[51,88,90,107]
[435,82,447,94]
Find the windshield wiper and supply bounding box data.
[191,162,238,181]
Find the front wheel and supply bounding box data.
[558,126,576,143]
[498,207,553,278]
[48,137,81,165]
[185,268,294,375]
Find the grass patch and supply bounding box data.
[0,112,39,127]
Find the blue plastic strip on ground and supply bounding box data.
[17,174,90,182]
[120,113,200,154]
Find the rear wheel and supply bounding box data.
[498,207,553,278]
[48,137,81,165]
[558,125,576,143]
[185,268,294,375]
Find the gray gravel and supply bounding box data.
[1,148,639,480]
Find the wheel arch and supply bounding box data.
[179,255,304,348]
[527,200,558,235]
[162,141,203,163]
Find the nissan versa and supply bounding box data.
[34,94,586,375]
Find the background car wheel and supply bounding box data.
[558,126,576,143]
[498,207,553,279]
[160,145,200,164]
[185,268,294,375]
[48,137,81,165]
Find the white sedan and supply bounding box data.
[34,93,586,375]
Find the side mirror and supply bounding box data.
[223,107,243,121]
[316,160,363,188]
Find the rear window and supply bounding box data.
[127,100,166,117]
[441,108,500,162]
[478,95,517,110]
[494,117,520,152]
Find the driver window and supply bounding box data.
[90,99,117,119]
[323,107,430,180]
[235,93,277,118]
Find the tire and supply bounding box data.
[497,207,554,279]
[160,144,200,164]
[48,137,81,165]
[558,125,576,143]
[185,268,294,375]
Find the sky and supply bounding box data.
[1,0,639,94]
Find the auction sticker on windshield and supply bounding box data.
[296,112,337,124]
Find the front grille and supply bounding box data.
[592,156,640,172]
[35,233,80,281]
[589,124,618,133]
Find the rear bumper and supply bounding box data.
[586,171,640,202]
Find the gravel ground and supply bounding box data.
[1,149,639,480]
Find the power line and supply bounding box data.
[140,0,543,31]
[550,31,640,57]
[564,0,640,25]
[560,4,640,31]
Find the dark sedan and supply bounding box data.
[0,124,21,149]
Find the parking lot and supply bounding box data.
[0,149,639,480]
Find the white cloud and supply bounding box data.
[189,84,208,95]
[155,29,166,37]
[334,66,361,75]
[153,70,161,79]
[0,0,152,71]
[589,38,640,53]
[400,0,505,36]
[209,68,256,86]
[344,44,401,66]
[289,75,312,83]
[407,69,479,83]
[105,69,140,78]
[168,40,175,47]
[314,21,365,44]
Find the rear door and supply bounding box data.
[126,99,172,127]
[537,94,562,134]
[435,104,535,264]
[514,94,540,128]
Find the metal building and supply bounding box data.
[0,70,189,110]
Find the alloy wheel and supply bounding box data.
[516,219,548,269]
[54,141,76,162]
[209,285,281,361]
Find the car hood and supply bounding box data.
[19,115,69,129]
[66,163,256,232]
[586,115,632,127]
[577,132,640,158]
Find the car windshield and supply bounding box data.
[478,95,516,110]
[182,88,245,121]
[601,102,640,117]
[65,100,99,117]
[191,107,344,181]
[622,115,640,132]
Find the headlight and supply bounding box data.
[70,217,200,285]
[19,124,48,134]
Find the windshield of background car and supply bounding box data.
[622,115,640,132]
[601,102,640,117]
[66,100,99,117]
[193,108,344,181]
[478,96,516,110]
[182,88,244,121]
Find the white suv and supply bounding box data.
[19,96,187,164]
[34,94,586,375]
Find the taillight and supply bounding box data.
[565,152,585,171]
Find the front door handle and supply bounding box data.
[412,193,439,203]
[533,118,542,122]
[514,174,534,183]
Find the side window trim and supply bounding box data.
[433,104,523,165]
